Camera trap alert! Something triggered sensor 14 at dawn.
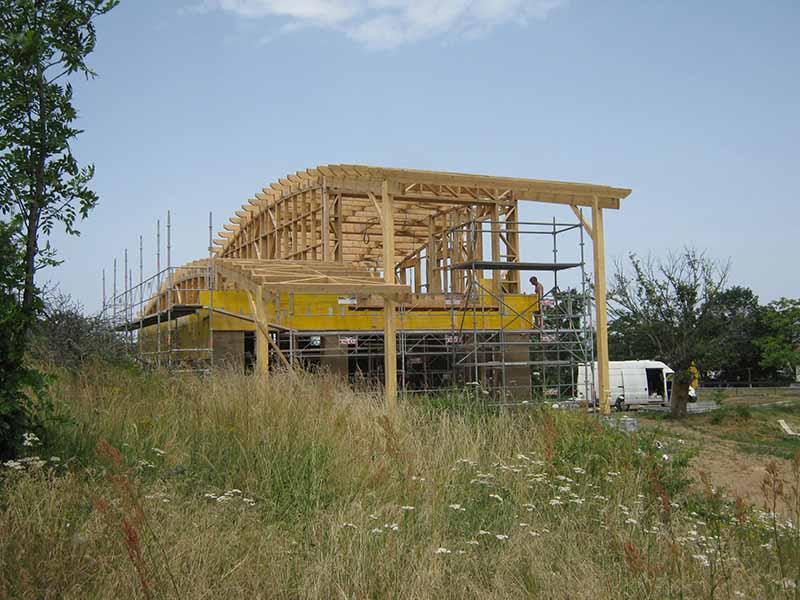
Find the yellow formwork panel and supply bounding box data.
[195,288,539,333]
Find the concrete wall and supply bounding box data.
[213,330,245,371]
[503,333,532,400]
[320,335,349,378]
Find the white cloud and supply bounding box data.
[196,0,566,49]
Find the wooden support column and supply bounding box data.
[505,200,520,292]
[427,217,439,293]
[255,285,269,377]
[310,191,318,260]
[334,193,343,262]
[322,177,330,261]
[592,197,610,416]
[382,180,397,414]
[491,205,501,295]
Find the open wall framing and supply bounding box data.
[110,165,631,414]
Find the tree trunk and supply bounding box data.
[671,380,689,418]
[22,203,40,316]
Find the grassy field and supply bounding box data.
[2,367,800,599]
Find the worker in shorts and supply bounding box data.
[529,275,545,327]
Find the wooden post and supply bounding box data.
[427,217,440,293]
[592,198,610,416]
[322,177,330,261]
[255,285,269,377]
[382,180,397,414]
[491,204,501,296]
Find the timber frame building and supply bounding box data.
[113,165,632,414]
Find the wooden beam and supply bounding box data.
[592,197,610,416]
[246,288,291,370]
[491,204,501,295]
[382,179,397,415]
[253,286,269,376]
[322,177,330,261]
[570,205,594,241]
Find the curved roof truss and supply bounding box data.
[213,164,632,271]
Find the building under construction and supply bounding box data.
[108,165,632,413]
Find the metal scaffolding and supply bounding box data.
[106,213,596,406]
[103,211,216,374]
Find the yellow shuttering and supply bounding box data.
[194,289,539,333]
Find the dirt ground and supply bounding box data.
[640,388,800,515]
[664,422,784,506]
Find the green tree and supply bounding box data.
[0,0,117,453]
[756,298,800,378]
[0,219,35,457]
[0,0,118,318]
[608,249,729,417]
[703,286,766,382]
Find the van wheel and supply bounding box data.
[615,397,625,412]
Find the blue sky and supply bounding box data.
[49,0,799,309]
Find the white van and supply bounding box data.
[576,360,674,410]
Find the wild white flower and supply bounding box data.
[607,471,620,477]
[570,498,585,505]
[411,476,426,482]
[49,456,61,462]
[204,493,218,499]
[448,504,465,511]
[370,528,383,534]
[22,432,40,447]
[400,506,415,512]
[593,495,609,502]
[558,486,571,493]
[385,523,399,531]
[654,440,664,449]
[216,496,230,503]
[625,518,638,525]
[572,467,586,475]
[519,522,529,528]
[434,547,452,554]
[522,503,536,511]
[693,554,710,567]
[662,454,670,461]
[228,489,242,495]
[477,530,492,536]
[243,498,256,506]
[529,530,541,537]
[489,493,503,503]
[152,447,166,456]
[495,534,509,541]
[466,540,480,546]
[549,499,563,506]
[341,522,358,529]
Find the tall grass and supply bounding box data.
[1,364,798,598]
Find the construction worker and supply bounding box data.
[529,275,544,327]
[688,361,700,402]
